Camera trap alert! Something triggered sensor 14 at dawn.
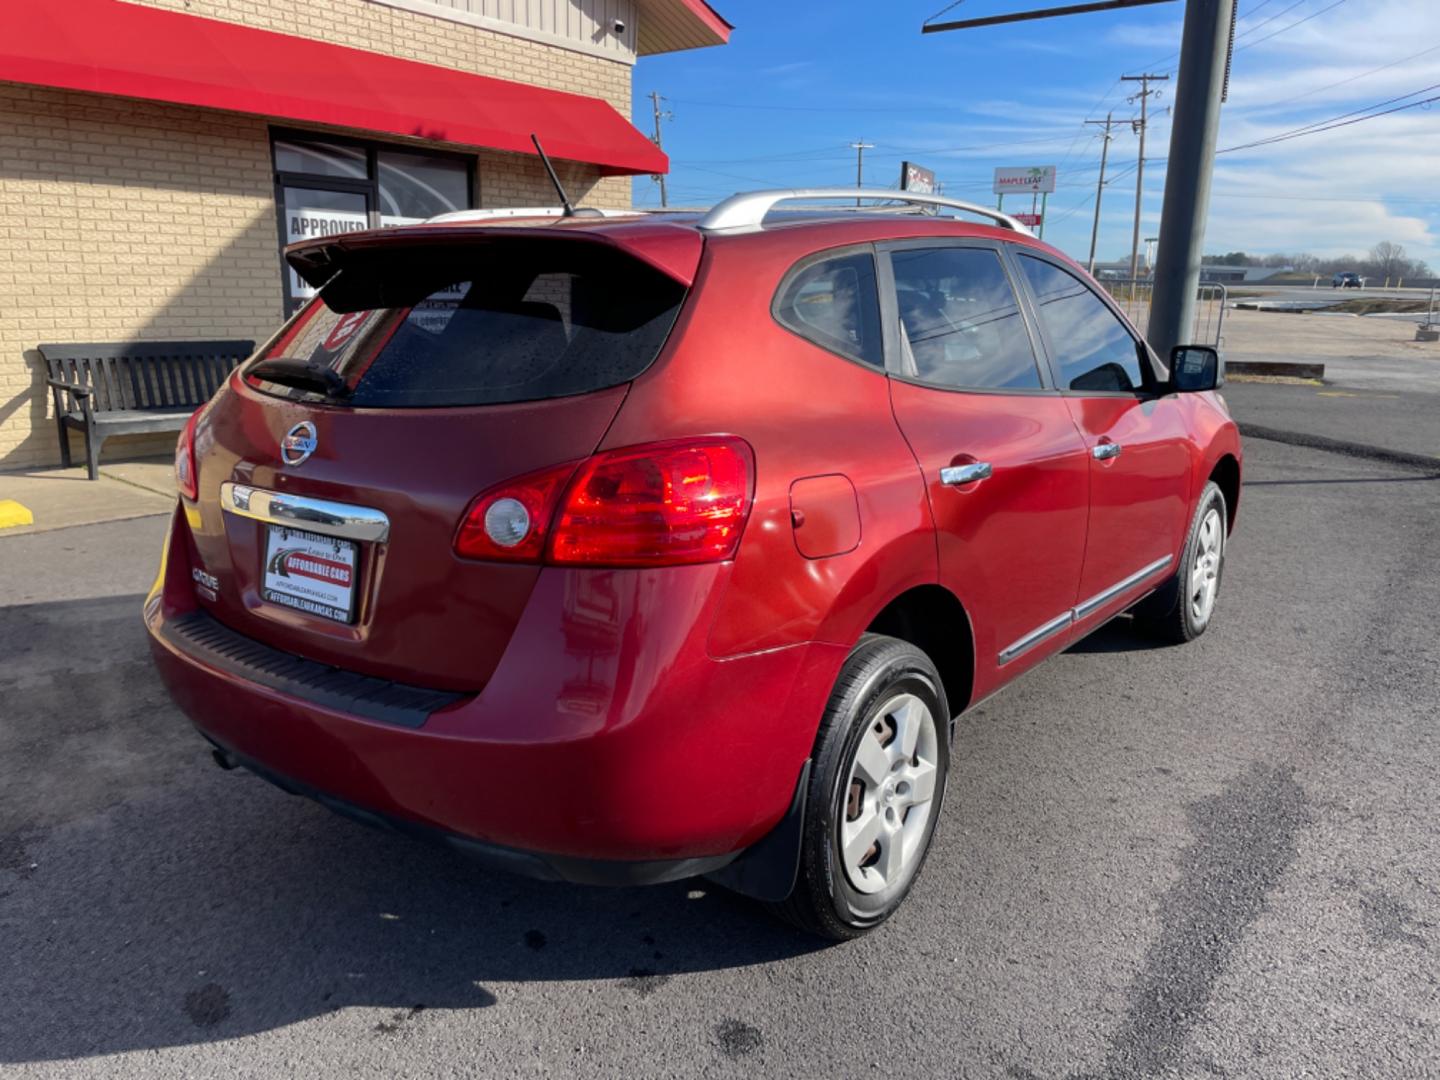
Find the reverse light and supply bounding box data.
[453,438,755,568]
[454,462,577,562]
[175,409,200,500]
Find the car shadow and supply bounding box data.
[0,594,822,1064]
[1065,614,1171,655]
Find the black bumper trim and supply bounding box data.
[160,609,467,728]
[207,738,741,888]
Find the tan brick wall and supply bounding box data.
[0,85,281,470]
[128,0,631,113]
[0,1,636,470]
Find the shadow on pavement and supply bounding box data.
[0,595,821,1064]
[1064,615,1169,655]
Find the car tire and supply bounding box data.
[769,634,949,940]
[1133,480,1227,644]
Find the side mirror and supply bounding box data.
[1170,345,1221,392]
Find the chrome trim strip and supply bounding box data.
[220,482,390,544]
[997,554,1175,665]
[1073,554,1174,621]
[697,188,1030,234]
[998,610,1074,666]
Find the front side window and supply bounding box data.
[1017,255,1146,393]
[889,246,1041,390]
[774,251,884,369]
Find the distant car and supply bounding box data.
[1333,272,1362,288]
[147,188,1242,939]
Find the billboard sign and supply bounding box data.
[1013,212,1043,228]
[900,161,937,194]
[993,166,1056,195]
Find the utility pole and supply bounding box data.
[648,91,671,207]
[849,139,874,206]
[1084,111,1118,274]
[1121,73,1168,284]
[1148,0,1237,357]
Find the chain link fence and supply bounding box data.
[1097,279,1228,349]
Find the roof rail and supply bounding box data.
[424,207,644,224]
[697,188,1030,234]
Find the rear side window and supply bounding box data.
[251,242,686,408]
[889,246,1041,390]
[774,251,884,369]
[1016,255,1145,393]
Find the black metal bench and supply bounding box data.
[40,340,255,480]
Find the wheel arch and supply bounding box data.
[1208,452,1241,532]
[863,584,975,719]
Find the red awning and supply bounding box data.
[0,0,668,177]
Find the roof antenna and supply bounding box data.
[531,134,577,217]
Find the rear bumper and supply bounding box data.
[205,740,739,887]
[146,505,847,872]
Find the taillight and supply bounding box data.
[454,461,578,562]
[175,409,200,500]
[452,438,755,568]
[551,438,753,567]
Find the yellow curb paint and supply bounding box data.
[0,500,35,529]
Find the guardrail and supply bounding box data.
[1096,279,1228,349]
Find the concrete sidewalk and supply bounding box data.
[0,458,173,538]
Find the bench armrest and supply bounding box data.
[46,377,93,398]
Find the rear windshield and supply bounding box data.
[249,240,687,408]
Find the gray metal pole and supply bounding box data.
[1147,0,1237,357]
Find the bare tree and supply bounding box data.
[1369,241,1407,281]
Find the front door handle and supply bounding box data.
[941,462,993,486]
[1092,442,1123,461]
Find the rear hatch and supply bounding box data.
[189,226,699,692]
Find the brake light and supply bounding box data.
[452,439,755,567]
[175,409,200,500]
[549,438,754,567]
[453,461,578,562]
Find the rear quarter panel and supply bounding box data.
[599,231,939,659]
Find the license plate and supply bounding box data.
[261,525,358,624]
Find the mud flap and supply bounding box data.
[704,759,811,902]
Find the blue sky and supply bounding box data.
[630,0,1440,267]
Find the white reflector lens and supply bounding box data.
[483,497,531,548]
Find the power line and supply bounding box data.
[1259,41,1440,110]
[1220,87,1440,152]
[1234,0,1347,52]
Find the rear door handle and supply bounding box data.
[940,462,993,485]
[1092,442,1123,461]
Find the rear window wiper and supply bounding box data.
[249,358,350,398]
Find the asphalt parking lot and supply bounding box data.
[3,432,1438,1078]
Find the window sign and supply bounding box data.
[280,187,368,303]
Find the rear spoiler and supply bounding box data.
[285,220,704,292]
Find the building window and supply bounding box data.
[272,131,475,313]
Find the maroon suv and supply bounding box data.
[147,189,1240,939]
